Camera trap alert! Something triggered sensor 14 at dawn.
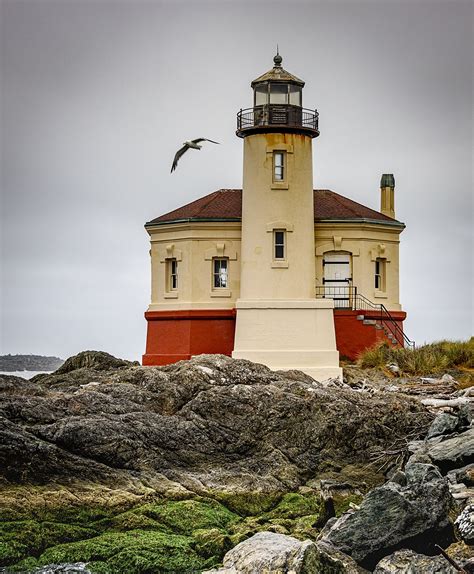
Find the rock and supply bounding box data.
[313,540,369,573]
[374,549,456,573]
[427,413,459,438]
[448,463,474,486]
[0,352,431,495]
[202,531,318,574]
[324,463,454,569]
[455,504,474,544]
[427,428,474,473]
[53,350,135,375]
[387,363,400,376]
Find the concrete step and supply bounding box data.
[375,324,383,330]
[356,315,365,321]
[363,319,376,326]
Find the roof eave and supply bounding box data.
[316,217,405,228]
[145,216,405,229]
[145,217,242,228]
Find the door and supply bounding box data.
[323,252,352,308]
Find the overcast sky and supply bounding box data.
[1,0,472,361]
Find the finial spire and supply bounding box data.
[273,46,282,67]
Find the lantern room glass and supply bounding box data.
[289,85,302,106]
[269,84,288,104]
[254,84,268,106]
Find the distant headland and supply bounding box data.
[0,354,64,372]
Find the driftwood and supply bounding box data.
[435,544,468,573]
[420,397,473,408]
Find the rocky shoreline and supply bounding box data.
[0,351,472,573]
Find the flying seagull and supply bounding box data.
[171,138,220,173]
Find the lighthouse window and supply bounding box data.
[167,258,178,291]
[375,258,386,291]
[273,152,285,181]
[274,230,286,260]
[213,258,228,289]
[255,84,268,106]
[289,85,301,106]
[269,83,288,104]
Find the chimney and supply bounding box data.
[380,174,395,219]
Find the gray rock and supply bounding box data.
[313,540,369,573]
[324,463,453,569]
[427,413,459,439]
[0,352,431,493]
[448,463,474,486]
[427,428,474,473]
[202,531,318,574]
[374,549,456,573]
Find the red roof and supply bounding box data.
[147,189,402,226]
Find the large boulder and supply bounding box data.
[53,350,135,374]
[323,463,454,569]
[0,353,431,497]
[427,428,474,473]
[427,413,459,439]
[202,531,318,574]
[374,549,456,573]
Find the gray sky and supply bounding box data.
[1,0,472,361]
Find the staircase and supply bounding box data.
[316,286,415,351]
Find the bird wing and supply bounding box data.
[191,138,220,144]
[171,144,189,173]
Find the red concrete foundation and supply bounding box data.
[143,309,236,366]
[334,309,406,361]
[143,308,406,366]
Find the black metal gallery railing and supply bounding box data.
[237,105,319,134]
[316,285,415,350]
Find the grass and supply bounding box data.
[357,338,474,376]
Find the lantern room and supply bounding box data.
[236,52,319,138]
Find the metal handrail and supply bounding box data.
[237,105,319,132]
[316,286,415,350]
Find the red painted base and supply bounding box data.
[142,309,236,366]
[334,309,407,361]
[143,308,406,366]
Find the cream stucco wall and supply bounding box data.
[146,219,403,312]
[314,222,403,310]
[146,222,241,311]
[239,133,316,300]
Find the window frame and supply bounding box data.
[166,258,178,292]
[273,151,286,183]
[375,258,386,291]
[273,230,286,261]
[212,257,229,289]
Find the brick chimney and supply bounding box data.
[380,173,395,219]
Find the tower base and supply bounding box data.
[232,299,342,381]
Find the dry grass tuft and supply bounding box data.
[357,338,474,376]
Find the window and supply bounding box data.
[375,259,385,291]
[213,258,228,289]
[273,151,285,181]
[254,84,268,106]
[289,85,301,106]
[274,230,286,260]
[167,258,178,291]
[269,83,288,104]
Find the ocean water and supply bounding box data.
[0,371,52,379]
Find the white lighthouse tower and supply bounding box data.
[232,53,342,380]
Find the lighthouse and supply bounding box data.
[231,53,342,379]
[143,53,408,371]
